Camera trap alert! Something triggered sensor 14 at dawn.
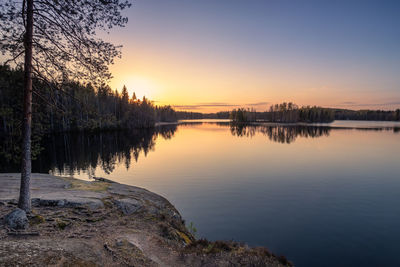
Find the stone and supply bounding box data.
[57,199,66,207]
[114,198,143,215]
[32,198,64,207]
[63,184,72,189]
[115,239,125,247]
[4,208,28,230]
[169,211,182,222]
[86,201,104,210]
[31,197,104,210]
[147,206,160,216]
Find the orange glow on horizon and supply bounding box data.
[107,47,400,113]
[105,6,400,114]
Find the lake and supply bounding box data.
[10,120,400,266]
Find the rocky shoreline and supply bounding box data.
[0,173,291,266]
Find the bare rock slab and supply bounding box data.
[32,197,104,210]
[114,198,143,215]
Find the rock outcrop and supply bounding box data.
[0,173,291,266]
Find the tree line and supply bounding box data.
[0,65,177,165]
[176,111,230,120]
[228,102,400,123]
[334,109,400,121]
[0,65,177,132]
[230,103,335,123]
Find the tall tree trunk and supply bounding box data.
[18,0,34,212]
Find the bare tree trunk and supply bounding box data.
[18,0,34,212]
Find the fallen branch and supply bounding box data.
[92,177,116,183]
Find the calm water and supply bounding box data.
[14,121,400,266]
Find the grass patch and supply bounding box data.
[186,239,234,254]
[55,219,69,230]
[186,221,197,237]
[60,177,110,192]
[185,239,293,266]
[30,214,45,225]
[177,231,192,244]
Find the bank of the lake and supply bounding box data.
[0,173,291,266]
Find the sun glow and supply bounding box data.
[114,75,159,100]
[104,1,400,112]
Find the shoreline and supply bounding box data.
[158,119,400,129]
[0,173,291,266]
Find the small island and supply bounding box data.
[0,173,291,266]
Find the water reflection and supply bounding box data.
[229,124,331,144]
[32,125,177,176]
[2,121,398,176]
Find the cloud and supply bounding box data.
[172,101,270,110]
[339,101,400,107]
[246,102,269,106]
[172,105,209,110]
[172,103,235,110]
[196,102,236,107]
[383,101,400,106]
[341,101,357,105]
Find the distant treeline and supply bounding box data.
[334,109,400,121]
[178,102,400,123]
[0,65,177,162]
[176,111,230,120]
[230,103,335,123]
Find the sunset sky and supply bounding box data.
[105,0,400,112]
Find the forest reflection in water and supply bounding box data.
[228,123,330,143]
[8,121,397,176]
[32,125,177,176]
[40,123,331,175]
[227,122,399,143]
